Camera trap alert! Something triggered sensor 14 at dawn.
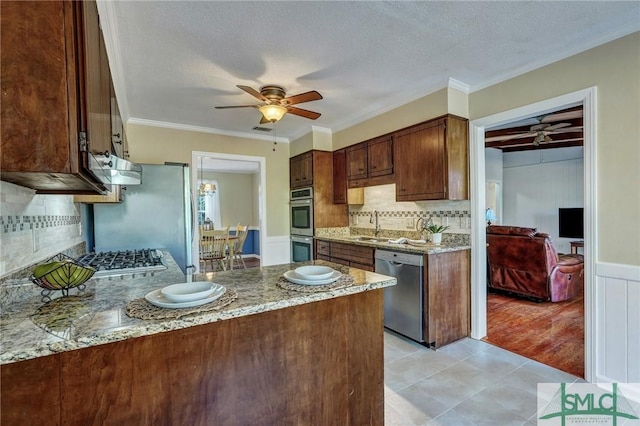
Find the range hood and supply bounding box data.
[89,153,142,186]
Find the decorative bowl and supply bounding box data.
[161,282,217,303]
[30,254,95,295]
[294,265,335,281]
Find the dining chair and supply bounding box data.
[230,224,249,269]
[199,233,229,272]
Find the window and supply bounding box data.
[197,179,221,229]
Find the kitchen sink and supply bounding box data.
[349,236,388,243]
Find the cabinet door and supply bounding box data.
[346,143,367,180]
[333,149,347,204]
[110,80,125,158]
[367,136,393,177]
[290,152,313,188]
[395,120,446,201]
[82,0,112,156]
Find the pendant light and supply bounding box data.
[198,156,216,196]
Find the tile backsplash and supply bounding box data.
[349,184,471,234]
[0,181,84,278]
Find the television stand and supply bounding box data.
[570,240,584,254]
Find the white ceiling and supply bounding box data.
[99,1,640,143]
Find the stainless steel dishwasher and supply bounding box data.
[374,250,424,343]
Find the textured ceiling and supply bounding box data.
[99,1,640,143]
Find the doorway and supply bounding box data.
[191,151,267,272]
[469,87,597,381]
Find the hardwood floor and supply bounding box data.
[484,290,584,378]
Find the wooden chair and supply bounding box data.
[230,224,249,269]
[199,233,229,272]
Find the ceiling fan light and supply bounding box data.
[259,104,287,122]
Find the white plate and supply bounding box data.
[161,281,217,302]
[294,265,335,280]
[145,283,226,309]
[283,270,342,286]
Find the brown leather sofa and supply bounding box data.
[486,225,584,302]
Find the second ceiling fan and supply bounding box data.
[215,85,323,124]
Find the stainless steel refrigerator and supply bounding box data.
[93,163,194,273]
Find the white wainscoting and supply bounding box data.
[595,262,640,384]
[261,235,291,266]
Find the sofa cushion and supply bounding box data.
[487,225,537,237]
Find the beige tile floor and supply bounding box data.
[383,331,587,425]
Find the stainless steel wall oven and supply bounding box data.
[290,187,314,261]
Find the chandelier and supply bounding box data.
[199,156,216,196]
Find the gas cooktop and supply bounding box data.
[77,248,168,278]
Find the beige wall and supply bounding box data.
[126,123,290,236]
[202,171,257,228]
[470,32,640,266]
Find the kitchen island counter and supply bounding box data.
[0,252,395,364]
[1,253,393,425]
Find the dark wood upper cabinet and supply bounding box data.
[367,135,393,177]
[394,115,468,201]
[1,0,112,194]
[346,135,394,188]
[332,149,347,204]
[346,143,368,180]
[290,152,313,188]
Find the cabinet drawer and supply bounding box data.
[316,241,331,256]
[331,243,374,266]
[330,257,350,267]
[350,262,374,272]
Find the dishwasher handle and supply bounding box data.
[374,249,423,267]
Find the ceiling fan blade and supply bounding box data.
[549,126,583,133]
[541,110,583,123]
[286,106,321,120]
[543,122,572,131]
[215,105,259,109]
[237,85,269,102]
[282,90,323,106]
[485,132,537,142]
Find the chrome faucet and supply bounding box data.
[370,210,381,236]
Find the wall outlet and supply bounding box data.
[406,218,414,229]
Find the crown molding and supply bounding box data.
[127,118,290,143]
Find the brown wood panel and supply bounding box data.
[367,135,393,177]
[424,250,470,348]
[445,115,469,200]
[330,257,351,267]
[312,150,348,228]
[1,0,72,174]
[349,261,374,272]
[1,354,61,425]
[316,240,331,256]
[330,242,374,266]
[333,149,347,204]
[394,119,446,201]
[346,290,384,425]
[55,294,380,425]
[290,151,313,188]
[346,142,368,180]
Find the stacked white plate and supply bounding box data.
[145,281,226,308]
[283,265,342,285]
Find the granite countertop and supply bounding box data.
[0,252,395,365]
[314,234,471,255]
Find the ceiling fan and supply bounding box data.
[215,85,323,124]
[485,116,583,146]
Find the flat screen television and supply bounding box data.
[558,208,584,239]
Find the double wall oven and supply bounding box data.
[290,187,314,262]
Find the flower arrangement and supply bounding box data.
[425,223,450,234]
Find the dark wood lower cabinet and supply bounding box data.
[1,290,384,425]
[424,250,471,348]
[315,240,375,271]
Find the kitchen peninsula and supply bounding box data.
[0,253,395,425]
